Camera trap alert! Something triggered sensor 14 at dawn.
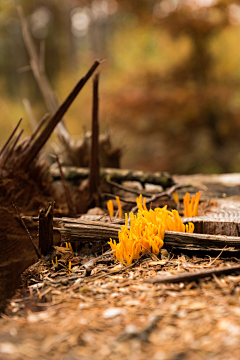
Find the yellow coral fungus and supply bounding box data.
[183,191,201,217]
[172,191,179,205]
[68,242,73,252]
[115,196,122,218]
[136,194,147,211]
[109,196,194,266]
[107,200,114,217]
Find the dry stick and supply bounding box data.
[0,118,22,157]
[10,129,24,151]
[19,59,102,170]
[39,40,45,73]
[88,74,100,206]
[77,249,115,271]
[22,98,38,130]
[207,245,227,267]
[131,183,183,213]
[39,201,54,256]
[146,263,240,284]
[103,183,183,206]
[1,129,24,168]
[18,5,71,142]
[12,202,41,259]
[18,6,60,115]
[54,154,76,217]
[86,255,145,281]
[106,178,153,197]
[102,193,136,204]
[28,113,49,144]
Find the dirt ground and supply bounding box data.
[2,173,240,360]
[1,250,240,360]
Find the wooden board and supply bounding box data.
[57,217,240,252]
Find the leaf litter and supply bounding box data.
[2,190,240,359]
[1,244,240,360]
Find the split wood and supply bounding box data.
[57,218,240,252]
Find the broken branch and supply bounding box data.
[0,118,22,157]
[130,183,183,213]
[19,59,102,169]
[146,263,240,284]
[54,155,76,217]
[88,73,100,206]
[50,166,174,188]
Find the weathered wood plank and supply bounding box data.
[57,218,240,251]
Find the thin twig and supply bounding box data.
[39,201,54,256]
[18,59,102,169]
[103,183,183,208]
[1,129,24,167]
[39,40,45,73]
[106,178,153,197]
[18,6,71,143]
[54,154,76,217]
[22,98,38,130]
[88,73,100,206]
[76,249,115,271]
[146,263,240,284]
[0,118,22,157]
[18,5,102,166]
[102,193,136,204]
[207,245,227,267]
[28,113,49,144]
[12,202,41,259]
[18,6,59,115]
[85,255,145,281]
[130,183,183,213]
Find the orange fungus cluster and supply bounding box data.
[109,195,194,266]
[183,191,201,217]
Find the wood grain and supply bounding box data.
[57,217,240,251]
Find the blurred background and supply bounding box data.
[1,0,240,174]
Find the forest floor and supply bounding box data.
[1,249,240,360]
[2,173,240,360]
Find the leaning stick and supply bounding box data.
[18,6,69,141]
[0,118,22,157]
[19,59,102,169]
[88,74,100,206]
